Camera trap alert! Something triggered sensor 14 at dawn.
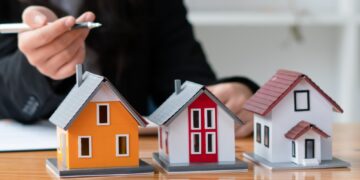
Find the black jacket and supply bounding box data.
[0,0,258,123]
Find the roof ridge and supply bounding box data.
[277,69,303,76]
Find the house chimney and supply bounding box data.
[174,79,181,94]
[76,64,84,87]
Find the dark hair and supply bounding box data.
[18,0,147,83]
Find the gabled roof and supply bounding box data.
[285,120,330,140]
[244,69,343,116]
[49,72,147,130]
[148,81,243,126]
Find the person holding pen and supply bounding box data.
[0,0,258,137]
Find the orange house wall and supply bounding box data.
[63,101,139,169]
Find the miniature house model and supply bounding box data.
[148,80,247,173]
[46,65,153,177]
[243,69,349,169]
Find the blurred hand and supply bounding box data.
[207,82,254,138]
[18,6,95,80]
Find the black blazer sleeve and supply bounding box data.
[0,1,70,123]
[149,0,217,105]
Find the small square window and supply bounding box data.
[292,141,296,157]
[191,109,201,130]
[256,123,261,143]
[116,134,129,156]
[294,90,310,111]
[264,126,270,148]
[78,136,92,158]
[97,104,110,125]
[191,133,201,154]
[159,127,163,149]
[206,132,216,154]
[205,108,215,129]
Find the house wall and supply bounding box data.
[163,102,236,164]
[167,109,189,164]
[253,113,273,161]
[293,130,322,165]
[56,127,68,169]
[264,79,334,163]
[66,100,139,169]
[217,105,236,162]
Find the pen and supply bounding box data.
[0,22,102,34]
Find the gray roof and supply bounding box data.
[148,81,243,126]
[49,72,146,130]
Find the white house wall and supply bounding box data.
[268,79,334,162]
[91,83,120,102]
[254,113,273,161]
[158,125,168,160]
[168,109,189,164]
[217,105,236,162]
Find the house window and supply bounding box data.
[116,134,129,156]
[159,127,163,149]
[97,104,110,125]
[205,108,215,129]
[292,141,296,157]
[256,123,261,143]
[264,126,270,148]
[191,109,201,130]
[78,136,92,158]
[165,131,169,155]
[206,132,216,154]
[191,133,201,154]
[294,90,310,111]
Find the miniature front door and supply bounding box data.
[188,93,218,163]
[305,139,315,159]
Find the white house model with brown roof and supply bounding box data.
[243,70,349,169]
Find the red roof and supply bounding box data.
[285,120,330,140]
[244,69,343,116]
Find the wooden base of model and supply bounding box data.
[243,153,350,170]
[46,158,154,178]
[153,153,248,174]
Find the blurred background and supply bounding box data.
[184,0,360,123]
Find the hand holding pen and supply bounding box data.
[15,6,100,80]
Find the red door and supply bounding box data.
[188,93,218,163]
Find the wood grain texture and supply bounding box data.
[0,123,359,180]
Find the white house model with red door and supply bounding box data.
[148,80,247,173]
[243,69,350,170]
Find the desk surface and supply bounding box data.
[0,123,359,179]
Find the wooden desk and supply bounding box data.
[0,123,359,179]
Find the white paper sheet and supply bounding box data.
[0,119,57,152]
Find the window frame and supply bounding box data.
[191,132,201,154]
[292,141,296,157]
[116,134,129,157]
[205,132,216,154]
[204,108,216,129]
[190,109,201,130]
[159,127,163,149]
[294,90,310,111]
[264,125,270,148]
[256,123,261,144]
[78,136,92,158]
[97,103,110,125]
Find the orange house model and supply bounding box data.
[46,65,153,177]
